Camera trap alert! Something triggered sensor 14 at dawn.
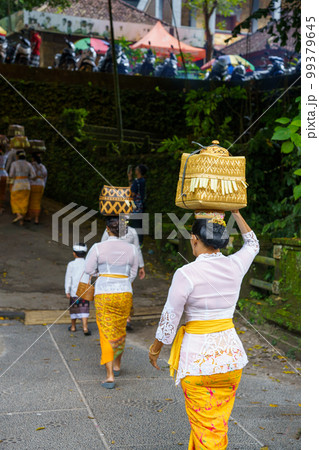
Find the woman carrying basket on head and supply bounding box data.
[84,216,139,389]
[149,210,259,449]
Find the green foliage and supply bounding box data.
[229,0,301,53]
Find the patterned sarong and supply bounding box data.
[181,369,242,450]
[95,292,133,365]
[0,175,7,208]
[69,296,90,319]
[28,185,44,216]
[10,189,30,215]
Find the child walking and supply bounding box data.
[65,243,91,335]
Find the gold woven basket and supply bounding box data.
[99,186,135,216]
[10,136,30,149]
[175,140,247,212]
[28,140,46,153]
[7,125,25,137]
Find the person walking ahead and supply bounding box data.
[85,217,138,389]
[9,150,36,225]
[149,210,259,449]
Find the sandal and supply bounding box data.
[101,381,115,389]
[68,325,77,332]
[114,370,120,377]
[83,329,91,336]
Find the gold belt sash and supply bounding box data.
[168,318,234,379]
[16,176,28,179]
[99,274,128,279]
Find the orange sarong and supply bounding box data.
[95,292,133,365]
[181,369,243,450]
[10,189,30,215]
[27,185,44,217]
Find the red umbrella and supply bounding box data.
[75,38,109,55]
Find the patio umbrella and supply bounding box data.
[201,55,255,71]
[74,38,109,55]
[0,26,7,36]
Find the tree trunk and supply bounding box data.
[203,2,216,61]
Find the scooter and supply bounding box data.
[13,36,31,65]
[254,56,286,79]
[98,44,130,74]
[77,45,97,72]
[133,48,155,76]
[0,35,8,63]
[154,51,178,78]
[54,39,77,70]
[230,63,246,83]
[205,56,230,81]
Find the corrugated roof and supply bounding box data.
[41,0,163,25]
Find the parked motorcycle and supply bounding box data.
[230,63,246,83]
[154,51,178,78]
[98,44,130,74]
[77,45,97,72]
[133,48,155,76]
[13,36,31,65]
[253,56,286,79]
[54,39,77,70]
[205,56,230,81]
[0,35,8,63]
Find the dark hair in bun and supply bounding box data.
[192,219,229,250]
[137,164,148,176]
[106,217,120,237]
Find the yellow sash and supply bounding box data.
[99,274,128,279]
[168,319,234,378]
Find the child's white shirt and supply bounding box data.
[65,258,89,298]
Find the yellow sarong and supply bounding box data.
[28,185,44,216]
[10,189,30,215]
[182,370,242,450]
[95,274,132,365]
[169,319,239,450]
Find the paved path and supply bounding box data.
[0,198,301,449]
[0,321,300,449]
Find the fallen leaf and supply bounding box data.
[71,345,76,347]
[247,347,253,351]
[283,371,295,374]
[259,426,265,430]
[269,404,278,407]
[250,402,261,404]
[165,398,173,401]
[178,443,183,446]
[88,416,95,419]
[72,358,80,361]
[172,431,176,434]
[253,345,262,349]
[36,427,45,431]
[111,441,115,444]
[237,330,245,334]
[157,409,162,412]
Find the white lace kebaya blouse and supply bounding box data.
[84,237,139,296]
[155,231,260,386]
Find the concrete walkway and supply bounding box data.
[0,320,300,449]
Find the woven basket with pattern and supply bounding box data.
[99,186,135,216]
[29,140,46,153]
[10,136,30,149]
[175,140,247,212]
[8,125,25,137]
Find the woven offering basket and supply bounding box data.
[8,124,25,137]
[175,140,247,212]
[10,136,30,149]
[28,140,46,153]
[99,186,135,216]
